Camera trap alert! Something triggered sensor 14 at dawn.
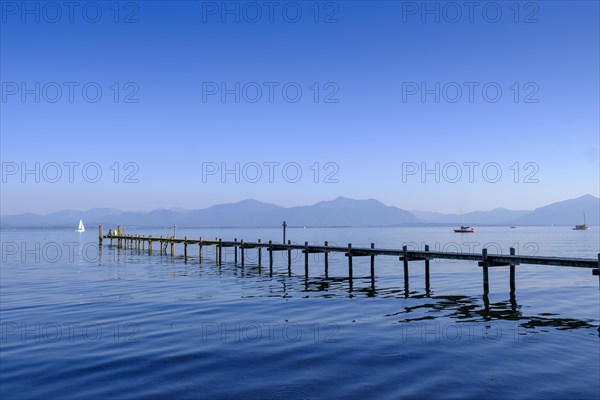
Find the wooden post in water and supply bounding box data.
[482,248,489,294]
[170,238,175,258]
[218,238,222,265]
[282,221,287,243]
[258,239,262,266]
[509,247,516,294]
[403,246,409,280]
[304,241,309,277]
[184,237,188,263]
[148,236,152,255]
[198,237,203,261]
[324,241,329,278]
[402,245,409,296]
[370,243,375,284]
[347,243,353,279]
[241,240,245,267]
[268,240,273,273]
[117,226,122,249]
[234,238,238,264]
[287,240,292,272]
[159,236,163,255]
[98,225,103,246]
[424,244,431,293]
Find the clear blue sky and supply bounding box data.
[1,0,598,215]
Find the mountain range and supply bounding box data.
[1,194,598,228]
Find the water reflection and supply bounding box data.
[99,247,599,334]
[385,294,597,332]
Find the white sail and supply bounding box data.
[77,219,85,232]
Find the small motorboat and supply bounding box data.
[453,208,474,232]
[454,226,474,233]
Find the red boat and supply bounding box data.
[454,226,475,233]
[453,209,474,232]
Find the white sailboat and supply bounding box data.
[77,219,85,232]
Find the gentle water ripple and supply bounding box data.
[1,228,598,399]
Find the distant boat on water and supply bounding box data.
[454,226,475,233]
[573,213,590,230]
[77,219,85,232]
[453,208,474,233]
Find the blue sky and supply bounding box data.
[1,0,599,215]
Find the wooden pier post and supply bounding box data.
[159,236,163,255]
[268,240,273,273]
[370,243,375,282]
[287,240,292,272]
[282,221,287,243]
[148,236,152,255]
[234,238,238,264]
[170,239,175,258]
[402,246,409,296]
[597,254,600,334]
[347,243,353,279]
[403,245,409,280]
[425,244,431,293]
[509,247,516,294]
[482,248,489,294]
[304,241,309,277]
[324,241,329,278]
[184,237,188,263]
[198,237,203,261]
[258,239,262,266]
[98,225,103,246]
[241,240,245,267]
[218,238,222,265]
[117,226,122,249]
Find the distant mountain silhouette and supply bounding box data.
[410,208,530,225]
[1,195,598,228]
[510,194,599,226]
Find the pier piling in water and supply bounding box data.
[482,248,489,294]
[424,244,431,293]
[304,241,309,277]
[510,247,516,293]
[347,243,353,280]
[370,243,375,282]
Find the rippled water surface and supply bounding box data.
[1,227,599,399]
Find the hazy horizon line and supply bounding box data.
[2,193,598,218]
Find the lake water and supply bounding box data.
[1,226,599,399]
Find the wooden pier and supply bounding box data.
[98,225,600,295]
